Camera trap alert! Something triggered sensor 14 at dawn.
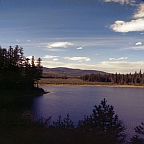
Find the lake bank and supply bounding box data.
[0,87,46,109]
[39,83,144,89]
[39,78,144,88]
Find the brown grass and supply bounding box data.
[39,78,98,86]
[38,78,144,88]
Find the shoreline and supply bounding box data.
[39,83,144,88]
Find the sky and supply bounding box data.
[0,0,144,73]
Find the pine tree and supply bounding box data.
[130,122,144,143]
[78,99,126,144]
[0,46,42,89]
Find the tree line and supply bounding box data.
[80,70,144,85]
[0,45,42,89]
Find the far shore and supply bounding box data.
[39,83,144,88]
[38,78,144,89]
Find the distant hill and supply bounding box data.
[42,67,107,77]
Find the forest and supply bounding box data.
[80,70,144,85]
[0,45,42,89]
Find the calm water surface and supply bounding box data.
[30,86,144,138]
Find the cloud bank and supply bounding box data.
[42,60,144,74]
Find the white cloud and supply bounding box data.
[109,58,116,60]
[53,58,59,61]
[43,55,59,59]
[110,19,144,32]
[110,3,144,32]
[103,0,135,5]
[109,57,128,60]
[77,47,83,50]
[118,57,128,60]
[133,3,144,18]
[63,56,90,62]
[47,42,74,48]
[135,42,142,45]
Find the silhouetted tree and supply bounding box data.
[78,99,126,144]
[130,122,144,143]
[0,45,43,89]
[53,114,74,130]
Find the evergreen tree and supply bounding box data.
[78,99,126,144]
[130,122,144,143]
[0,45,43,89]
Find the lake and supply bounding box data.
[29,86,144,138]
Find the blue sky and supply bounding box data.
[0,0,144,73]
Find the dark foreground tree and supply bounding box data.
[0,45,42,89]
[130,123,144,144]
[0,99,129,144]
[78,99,126,144]
[52,114,74,130]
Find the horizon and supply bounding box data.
[43,66,143,74]
[0,0,144,74]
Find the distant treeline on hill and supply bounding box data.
[80,70,144,85]
[0,45,42,89]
